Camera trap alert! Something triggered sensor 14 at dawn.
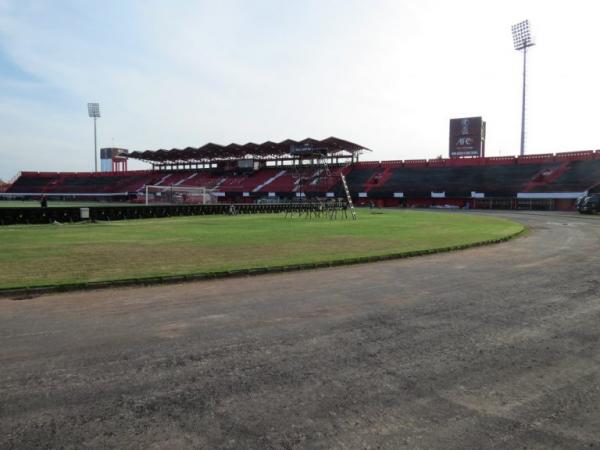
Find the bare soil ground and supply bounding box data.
[1,211,600,449]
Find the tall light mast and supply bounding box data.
[511,20,535,156]
[87,103,101,171]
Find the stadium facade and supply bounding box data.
[5,137,600,211]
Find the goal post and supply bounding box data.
[143,185,218,205]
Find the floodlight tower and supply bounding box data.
[511,20,535,156]
[87,102,101,172]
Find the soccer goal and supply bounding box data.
[143,185,218,205]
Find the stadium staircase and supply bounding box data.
[177,172,223,189]
[292,168,321,192]
[122,173,165,193]
[154,173,173,186]
[364,168,394,192]
[145,171,199,188]
[252,170,287,192]
[174,172,199,186]
[522,161,570,192]
[213,177,228,190]
[523,159,600,193]
[218,169,277,193]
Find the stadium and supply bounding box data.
[3,5,600,450]
[2,138,599,218]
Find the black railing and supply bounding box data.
[0,203,326,225]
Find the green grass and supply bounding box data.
[0,210,523,290]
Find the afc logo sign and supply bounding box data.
[449,117,485,158]
[455,136,474,147]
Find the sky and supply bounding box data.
[1,0,599,180]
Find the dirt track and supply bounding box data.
[2,211,600,449]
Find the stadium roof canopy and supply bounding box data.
[128,137,370,163]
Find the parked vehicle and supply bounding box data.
[575,196,586,209]
[578,194,600,214]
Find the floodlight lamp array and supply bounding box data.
[87,102,101,118]
[511,20,534,50]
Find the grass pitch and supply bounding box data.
[0,210,523,290]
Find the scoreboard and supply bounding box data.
[449,117,486,158]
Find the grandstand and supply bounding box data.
[346,151,599,210]
[4,137,600,210]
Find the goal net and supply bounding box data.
[142,185,218,205]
